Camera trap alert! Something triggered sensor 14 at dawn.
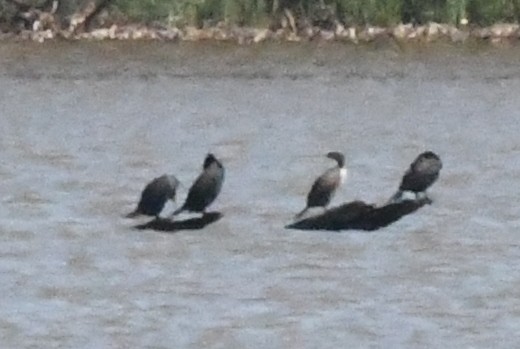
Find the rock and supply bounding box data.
[213,27,230,41]
[426,22,441,39]
[301,26,318,40]
[358,26,387,41]
[449,27,469,43]
[157,27,181,41]
[393,23,414,40]
[438,24,452,35]
[408,25,426,39]
[20,30,32,40]
[130,27,144,39]
[472,27,491,39]
[490,37,505,45]
[426,22,458,42]
[333,24,351,41]
[235,30,252,45]
[334,23,346,37]
[319,29,335,41]
[7,17,520,44]
[0,32,15,41]
[490,23,519,38]
[253,28,272,43]
[32,12,57,32]
[183,26,214,41]
[135,212,223,232]
[286,32,301,42]
[347,27,358,43]
[273,28,288,41]
[116,28,129,40]
[88,27,112,40]
[286,198,431,231]
[32,29,53,43]
[334,22,345,37]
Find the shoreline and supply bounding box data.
[1,22,520,44]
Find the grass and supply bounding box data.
[466,0,520,25]
[2,0,520,28]
[110,0,520,26]
[110,0,271,26]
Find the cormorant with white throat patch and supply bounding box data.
[295,151,347,219]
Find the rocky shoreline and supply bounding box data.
[1,22,520,44]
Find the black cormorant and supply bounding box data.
[172,153,225,216]
[295,151,347,219]
[126,174,179,219]
[389,151,442,203]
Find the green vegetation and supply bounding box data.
[109,0,520,26]
[111,0,272,27]
[1,0,520,31]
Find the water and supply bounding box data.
[1,41,520,348]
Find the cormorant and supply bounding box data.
[172,153,225,216]
[295,151,347,219]
[389,151,442,203]
[126,174,179,219]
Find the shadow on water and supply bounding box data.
[286,198,430,231]
[134,212,223,232]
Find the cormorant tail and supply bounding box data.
[125,209,140,218]
[387,190,404,205]
[294,207,309,220]
[171,205,185,216]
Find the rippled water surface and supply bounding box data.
[1,41,520,348]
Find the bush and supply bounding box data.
[467,0,520,25]
[2,0,520,29]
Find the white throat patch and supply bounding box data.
[339,168,348,184]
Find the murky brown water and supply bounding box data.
[1,41,520,348]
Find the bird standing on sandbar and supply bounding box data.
[126,174,179,219]
[295,151,347,219]
[172,153,225,216]
[389,151,442,203]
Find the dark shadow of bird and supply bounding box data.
[295,151,347,219]
[172,153,225,217]
[135,212,223,232]
[126,174,179,219]
[389,151,442,204]
[287,197,430,231]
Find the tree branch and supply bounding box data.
[67,0,113,34]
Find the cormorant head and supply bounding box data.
[203,153,218,169]
[165,175,180,188]
[413,151,442,173]
[326,151,346,168]
[420,151,440,162]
